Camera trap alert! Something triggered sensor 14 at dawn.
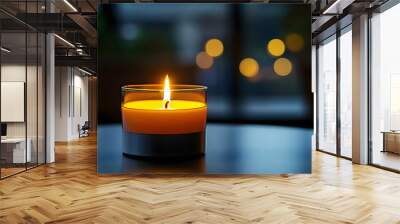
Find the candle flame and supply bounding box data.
[163,75,171,109]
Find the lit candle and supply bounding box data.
[121,75,207,158]
[122,75,207,134]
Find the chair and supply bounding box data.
[78,121,90,138]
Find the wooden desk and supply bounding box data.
[1,138,31,164]
[382,131,400,154]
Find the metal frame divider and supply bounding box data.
[336,27,341,157]
[316,44,320,151]
[24,0,28,172]
[367,10,373,166]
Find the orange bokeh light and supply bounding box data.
[267,39,285,57]
[273,58,292,76]
[196,52,214,69]
[205,38,224,57]
[239,58,259,78]
[286,33,304,53]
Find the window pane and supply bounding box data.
[371,4,400,171]
[1,31,28,177]
[27,31,38,169]
[0,1,47,179]
[38,33,46,165]
[340,29,352,158]
[317,37,337,154]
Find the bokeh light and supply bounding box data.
[273,58,292,76]
[205,38,224,57]
[267,39,285,57]
[196,52,214,69]
[286,33,304,52]
[239,58,259,78]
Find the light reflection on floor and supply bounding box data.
[372,151,400,171]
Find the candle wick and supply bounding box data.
[164,100,170,109]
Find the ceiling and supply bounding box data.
[0,0,388,73]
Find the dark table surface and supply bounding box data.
[97,123,312,174]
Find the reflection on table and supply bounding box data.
[98,123,312,174]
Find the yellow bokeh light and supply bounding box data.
[286,33,304,52]
[239,58,259,78]
[196,52,214,69]
[267,39,285,57]
[205,38,224,57]
[273,58,292,76]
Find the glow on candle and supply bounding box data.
[163,75,171,109]
[121,78,207,134]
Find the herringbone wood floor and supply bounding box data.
[1,135,400,224]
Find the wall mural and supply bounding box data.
[97,3,312,174]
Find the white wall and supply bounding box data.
[72,73,89,138]
[1,65,39,137]
[1,64,46,163]
[1,65,26,139]
[55,67,89,141]
[55,67,70,141]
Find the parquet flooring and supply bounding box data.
[1,135,400,223]
[1,167,26,178]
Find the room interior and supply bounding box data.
[0,30,46,177]
[1,0,400,223]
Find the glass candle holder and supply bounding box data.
[121,84,207,158]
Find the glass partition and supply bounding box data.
[370,4,400,171]
[27,31,38,169]
[317,36,337,154]
[1,30,28,177]
[339,27,352,158]
[0,1,46,179]
[38,32,45,165]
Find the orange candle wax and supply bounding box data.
[121,76,207,158]
[122,100,207,134]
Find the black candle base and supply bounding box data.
[122,131,205,158]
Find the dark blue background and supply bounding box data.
[97,3,312,174]
[98,3,312,127]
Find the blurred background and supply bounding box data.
[98,3,312,127]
